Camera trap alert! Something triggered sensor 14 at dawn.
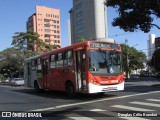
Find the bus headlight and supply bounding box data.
[89,79,99,85]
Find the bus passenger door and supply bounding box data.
[42,59,49,88]
[75,50,86,92]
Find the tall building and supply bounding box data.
[69,0,108,45]
[27,5,61,48]
[147,34,156,60]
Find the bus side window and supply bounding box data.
[31,60,36,70]
[57,53,63,67]
[50,54,56,68]
[37,58,42,70]
[64,50,73,66]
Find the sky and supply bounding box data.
[0,0,159,54]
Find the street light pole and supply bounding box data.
[125,39,129,80]
[125,40,138,79]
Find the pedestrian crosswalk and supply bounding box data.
[146,99,160,102]
[112,105,154,111]
[65,98,159,120]
[130,101,160,107]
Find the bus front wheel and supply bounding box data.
[66,82,75,97]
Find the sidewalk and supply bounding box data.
[125,77,160,87]
[126,77,160,81]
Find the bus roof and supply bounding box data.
[24,55,40,62]
[24,39,118,61]
[40,40,118,58]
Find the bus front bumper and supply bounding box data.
[88,81,124,93]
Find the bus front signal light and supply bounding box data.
[89,79,99,85]
[118,76,124,84]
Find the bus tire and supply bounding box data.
[66,82,75,97]
[34,81,41,93]
[98,92,105,96]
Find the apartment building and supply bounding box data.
[27,5,61,48]
[69,0,108,44]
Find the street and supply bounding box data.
[0,78,160,120]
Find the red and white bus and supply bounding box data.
[24,40,125,96]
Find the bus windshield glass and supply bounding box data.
[89,50,122,75]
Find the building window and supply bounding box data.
[44,34,50,37]
[76,11,82,18]
[76,28,84,34]
[44,24,50,27]
[53,25,56,28]
[45,39,50,43]
[44,19,50,22]
[44,29,50,32]
[76,2,82,10]
[76,19,83,26]
[53,20,56,23]
[57,20,59,24]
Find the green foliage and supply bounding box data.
[106,0,160,32]
[0,74,4,81]
[121,44,147,73]
[12,31,46,51]
[151,49,160,71]
[79,35,85,42]
[0,30,60,78]
[0,48,25,78]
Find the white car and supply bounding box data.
[11,78,24,86]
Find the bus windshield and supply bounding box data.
[89,50,122,75]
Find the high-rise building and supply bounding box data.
[27,5,61,48]
[69,0,108,45]
[147,34,156,60]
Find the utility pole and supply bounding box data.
[125,39,129,80]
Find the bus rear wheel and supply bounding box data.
[66,82,75,97]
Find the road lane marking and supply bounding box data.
[111,105,154,111]
[30,91,160,112]
[146,99,160,102]
[89,109,106,111]
[69,117,95,120]
[130,101,160,107]
[119,117,150,120]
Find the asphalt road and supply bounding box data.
[0,78,160,120]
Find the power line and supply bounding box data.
[108,32,137,38]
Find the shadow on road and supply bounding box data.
[125,84,159,90]
[10,88,116,101]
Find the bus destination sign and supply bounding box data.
[90,42,120,49]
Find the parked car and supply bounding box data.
[140,72,150,78]
[130,74,139,80]
[150,73,157,78]
[156,72,160,79]
[11,78,24,86]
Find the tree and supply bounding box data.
[106,0,160,32]
[0,48,25,78]
[45,44,60,52]
[12,31,46,51]
[79,35,85,42]
[121,44,147,75]
[151,49,160,71]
